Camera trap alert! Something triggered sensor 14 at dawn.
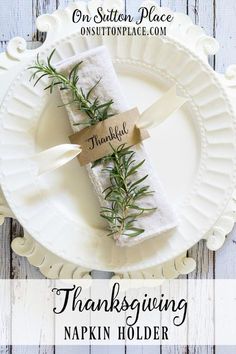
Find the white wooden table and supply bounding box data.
[0,0,236,353]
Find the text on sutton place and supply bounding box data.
[72,6,174,25]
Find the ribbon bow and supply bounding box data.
[33,86,187,176]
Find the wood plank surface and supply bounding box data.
[0,0,33,40]
[0,219,11,354]
[0,0,236,353]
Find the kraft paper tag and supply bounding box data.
[69,108,149,166]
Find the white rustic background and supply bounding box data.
[0,0,236,353]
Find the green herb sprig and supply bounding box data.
[29,49,114,126]
[28,50,157,240]
[100,144,156,238]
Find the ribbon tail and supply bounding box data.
[137,85,188,130]
[32,144,82,176]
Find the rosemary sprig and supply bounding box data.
[100,144,156,238]
[28,49,114,126]
[28,50,157,239]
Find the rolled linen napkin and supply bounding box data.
[56,46,177,247]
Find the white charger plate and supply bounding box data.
[0,33,236,272]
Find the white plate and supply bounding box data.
[0,33,236,272]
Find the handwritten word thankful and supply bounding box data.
[87,123,129,150]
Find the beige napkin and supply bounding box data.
[56,46,177,247]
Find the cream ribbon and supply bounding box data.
[136,85,188,129]
[33,144,82,176]
[34,86,187,176]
